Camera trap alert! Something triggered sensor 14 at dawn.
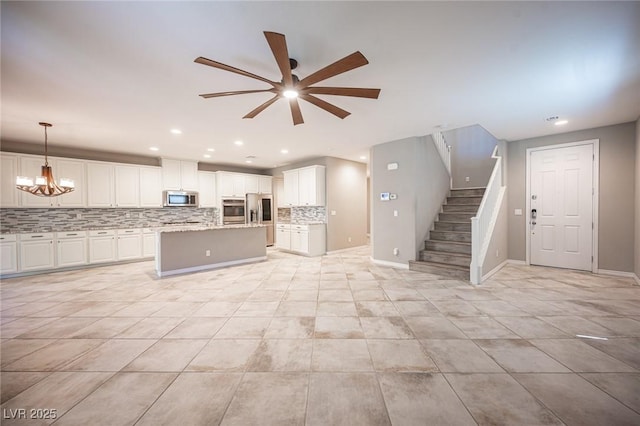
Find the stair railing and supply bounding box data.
[470,145,503,284]
[432,131,452,180]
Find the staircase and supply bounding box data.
[409,188,485,280]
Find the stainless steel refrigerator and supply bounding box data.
[246,193,274,246]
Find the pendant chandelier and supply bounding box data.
[16,122,75,197]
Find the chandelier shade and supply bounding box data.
[15,122,75,197]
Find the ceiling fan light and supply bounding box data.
[283,89,298,99]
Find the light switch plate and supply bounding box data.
[515,209,523,216]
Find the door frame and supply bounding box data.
[525,139,599,272]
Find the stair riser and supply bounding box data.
[430,231,472,243]
[446,196,483,205]
[420,251,470,266]
[450,189,485,197]
[443,204,479,213]
[439,213,475,222]
[434,222,471,232]
[425,241,471,255]
[409,261,470,280]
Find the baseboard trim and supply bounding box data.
[506,259,527,265]
[370,257,409,269]
[596,269,638,278]
[156,256,267,278]
[481,259,509,282]
[327,245,368,254]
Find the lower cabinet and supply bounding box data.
[0,234,19,274]
[277,224,326,256]
[117,229,142,260]
[19,233,55,272]
[142,229,156,258]
[89,230,117,264]
[56,231,88,267]
[276,224,291,250]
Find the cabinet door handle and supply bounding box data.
[32,235,43,238]
[67,233,78,236]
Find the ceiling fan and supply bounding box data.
[195,31,380,125]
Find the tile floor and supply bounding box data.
[1,247,639,425]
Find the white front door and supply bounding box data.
[529,143,594,271]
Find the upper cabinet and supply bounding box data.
[198,171,216,207]
[259,176,273,194]
[244,174,259,194]
[114,165,140,207]
[87,162,115,207]
[283,165,325,206]
[19,156,86,208]
[162,159,198,191]
[139,167,162,207]
[1,154,19,208]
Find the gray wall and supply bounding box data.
[635,119,640,279]
[371,136,449,264]
[507,122,637,273]
[270,156,367,252]
[481,191,509,276]
[325,157,368,251]
[444,125,497,189]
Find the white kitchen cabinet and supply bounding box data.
[282,165,325,207]
[217,172,246,197]
[275,178,286,208]
[142,229,156,258]
[298,165,325,206]
[0,154,19,208]
[19,233,55,271]
[279,224,325,256]
[56,231,88,267]
[282,170,299,206]
[115,165,140,207]
[117,229,142,260]
[198,171,217,207]
[139,167,163,207]
[87,162,115,207]
[89,230,117,263]
[162,159,198,190]
[19,156,86,208]
[244,174,259,194]
[275,224,291,250]
[259,175,273,194]
[0,234,18,274]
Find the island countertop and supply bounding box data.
[155,225,267,277]
[155,223,266,234]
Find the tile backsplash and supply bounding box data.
[278,206,326,223]
[0,207,219,234]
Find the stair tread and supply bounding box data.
[427,240,471,246]
[409,260,469,271]
[420,249,471,258]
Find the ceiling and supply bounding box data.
[2,1,639,169]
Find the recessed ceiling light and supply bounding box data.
[203,154,211,159]
[149,147,159,151]
[245,160,252,164]
[554,120,568,126]
[207,148,215,152]
[360,155,367,160]
[234,140,243,146]
[170,129,182,134]
[281,149,289,154]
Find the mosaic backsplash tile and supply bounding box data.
[0,207,219,234]
[277,206,326,223]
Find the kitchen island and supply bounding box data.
[155,224,267,277]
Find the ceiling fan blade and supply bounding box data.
[300,94,350,119]
[264,31,293,87]
[199,89,276,99]
[304,87,380,99]
[243,95,280,119]
[298,51,369,88]
[289,98,304,125]
[195,56,277,86]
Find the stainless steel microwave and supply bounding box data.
[163,190,199,207]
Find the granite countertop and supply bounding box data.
[1,223,266,235]
[156,223,267,233]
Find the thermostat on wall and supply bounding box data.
[389,193,397,200]
[387,162,398,170]
[380,192,390,201]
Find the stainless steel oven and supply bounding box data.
[222,198,246,225]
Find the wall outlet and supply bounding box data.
[393,210,398,217]
[393,247,399,256]
[76,213,82,219]
[331,210,337,216]
[205,250,211,257]
[138,212,144,218]
[496,249,499,258]
[348,237,352,242]
[465,176,470,182]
